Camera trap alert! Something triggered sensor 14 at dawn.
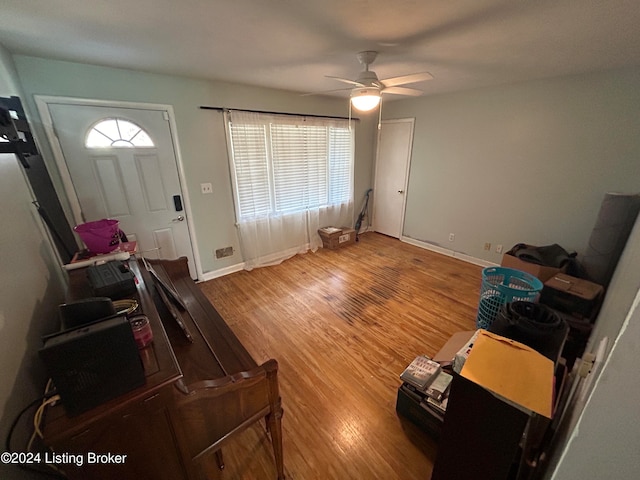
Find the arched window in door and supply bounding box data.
[85,118,154,148]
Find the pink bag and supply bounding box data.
[74,219,121,254]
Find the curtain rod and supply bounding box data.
[199,105,359,121]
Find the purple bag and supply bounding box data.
[74,219,121,253]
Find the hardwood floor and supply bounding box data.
[198,232,482,480]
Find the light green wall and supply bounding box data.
[13,55,377,276]
[0,45,21,94]
[0,45,65,478]
[383,67,640,261]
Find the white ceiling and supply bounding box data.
[2,0,640,99]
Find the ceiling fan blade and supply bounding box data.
[380,72,433,88]
[301,87,352,97]
[382,86,424,97]
[325,75,365,87]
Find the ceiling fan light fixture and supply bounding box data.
[350,87,381,112]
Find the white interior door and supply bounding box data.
[373,118,415,238]
[46,102,197,277]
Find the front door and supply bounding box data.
[372,118,415,238]
[45,102,197,278]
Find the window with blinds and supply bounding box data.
[227,111,353,221]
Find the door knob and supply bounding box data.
[172,215,185,222]
[398,190,404,194]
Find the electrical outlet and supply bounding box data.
[578,353,596,378]
[496,244,503,254]
[201,183,213,194]
[449,233,455,242]
[484,242,491,251]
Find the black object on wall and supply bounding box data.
[0,96,77,263]
[581,192,640,289]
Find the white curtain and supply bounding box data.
[226,110,354,270]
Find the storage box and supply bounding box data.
[318,227,356,249]
[501,246,565,282]
[541,273,604,321]
[433,330,477,367]
[87,261,137,298]
[395,383,443,440]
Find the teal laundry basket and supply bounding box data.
[476,267,543,330]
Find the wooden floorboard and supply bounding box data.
[198,232,482,480]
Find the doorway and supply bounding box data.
[372,118,415,238]
[36,97,200,279]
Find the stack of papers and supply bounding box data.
[400,355,441,390]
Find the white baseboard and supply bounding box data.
[199,262,245,282]
[199,234,495,282]
[400,236,497,268]
[198,244,310,282]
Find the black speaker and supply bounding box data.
[58,296,115,330]
[39,315,145,416]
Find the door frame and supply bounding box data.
[34,95,203,280]
[372,117,415,238]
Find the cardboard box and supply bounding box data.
[433,330,477,367]
[541,273,604,321]
[501,246,565,283]
[318,227,355,249]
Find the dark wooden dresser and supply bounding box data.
[42,257,284,480]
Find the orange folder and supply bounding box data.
[460,330,554,418]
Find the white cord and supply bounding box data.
[27,384,65,475]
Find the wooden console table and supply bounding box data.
[43,257,285,480]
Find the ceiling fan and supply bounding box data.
[309,51,434,112]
